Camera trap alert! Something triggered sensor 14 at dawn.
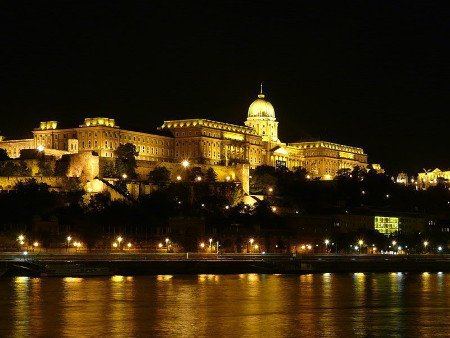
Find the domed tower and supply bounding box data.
[245,84,279,143]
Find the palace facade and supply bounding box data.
[0,88,369,179]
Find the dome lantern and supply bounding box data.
[247,83,275,119]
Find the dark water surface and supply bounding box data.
[0,273,449,337]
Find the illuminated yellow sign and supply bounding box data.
[374,216,399,235]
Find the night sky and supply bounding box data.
[2,1,450,174]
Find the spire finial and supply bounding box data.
[258,82,265,98]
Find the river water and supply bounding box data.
[0,273,449,337]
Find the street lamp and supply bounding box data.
[324,239,330,252]
[117,236,123,250]
[196,176,202,182]
[209,238,213,252]
[181,160,190,168]
[358,240,363,254]
[66,236,72,252]
[423,241,429,253]
[112,242,118,248]
[165,238,170,253]
[122,173,128,179]
[268,187,273,193]
[176,175,182,181]
[249,238,254,253]
[127,242,132,249]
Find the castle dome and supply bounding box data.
[247,86,275,118]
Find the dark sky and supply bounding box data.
[2,1,450,174]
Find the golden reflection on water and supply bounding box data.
[13,276,30,338]
[198,274,220,283]
[2,273,450,337]
[318,273,334,336]
[156,275,173,282]
[352,272,368,336]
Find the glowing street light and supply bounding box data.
[268,187,273,193]
[158,243,163,249]
[181,160,190,168]
[324,239,330,252]
[209,238,213,252]
[306,174,311,179]
[200,242,205,249]
[37,145,44,152]
[33,241,39,247]
[357,240,364,254]
[117,236,123,250]
[176,175,182,181]
[438,246,443,252]
[18,235,25,242]
[127,242,132,248]
[112,242,118,248]
[122,173,128,179]
[423,241,429,253]
[225,176,231,181]
[248,238,254,253]
[165,238,170,253]
[271,206,277,212]
[392,240,397,246]
[66,236,72,252]
[196,176,202,182]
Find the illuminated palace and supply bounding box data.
[0,87,368,179]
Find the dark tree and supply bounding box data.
[54,155,71,176]
[115,143,138,178]
[187,166,203,182]
[205,167,217,182]
[0,148,9,161]
[0,161,31,176]
[149,166,171,185]
[37,157,54,176]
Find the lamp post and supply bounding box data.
[117,236,123,250]
[165,238,170,253]
[209,238,213,253]
[66,236,72,252]
[358,240,364,254]
[324,239,330,253]
[17,235,25,251]
[249,238,254,253]
[423,241,429,254]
